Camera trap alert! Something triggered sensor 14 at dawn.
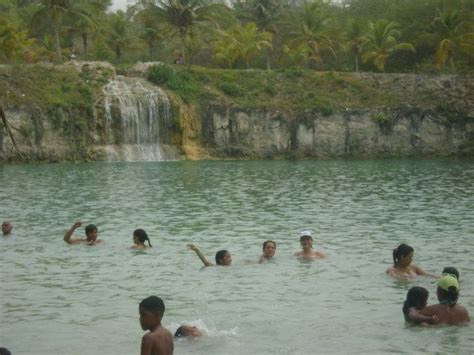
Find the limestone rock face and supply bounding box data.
[196,106,473,159]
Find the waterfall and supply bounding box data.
[100,76,178,161]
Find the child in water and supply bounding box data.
[139,296,173,355]
[442,267,459,281]
[132,229,152,249]
[402,286,439,325]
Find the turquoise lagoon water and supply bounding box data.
[1,159,473,354]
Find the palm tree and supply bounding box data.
[361,19,415,72]
[0,19,34,62]
[286,1,335,69]
[432,9,474,70]
[213,21,272,68]
[30,0,73,63]
[136,0,227,64]
[344,18,367,72]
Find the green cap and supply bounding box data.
[438,274,459,291]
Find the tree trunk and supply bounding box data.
[54,23,62,63]
[82,33,88,60]
[355,56,359,72]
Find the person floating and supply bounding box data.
[132,229,152,249]
[294,232,326,259]
[402,286,439,325]
[174,324,203,338]
[419,275,470,325]
[386,243,434,280]
[187,243,232,266]
[139,296,174,355]
[2,221,12,235]
[259,240,276,263]
[63,221,104,245]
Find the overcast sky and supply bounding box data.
[110,0,133,11]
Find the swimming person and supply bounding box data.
[419,275,470,325]
[187,243,232,266]
[442,266,459,280]
[174,325,203,338]
[132,229,152,249]
[139,296,174,355]
[402,286,439,325]
[386,243,434,280]
[63,221,104,245]
[2,221,12,235]
[259,240,276,263]
[294,232,326,259]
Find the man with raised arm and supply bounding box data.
[64,221,104,245]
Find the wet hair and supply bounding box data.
[262,240,276,251]
[134,228,152,247]
[0,348,12,355]
[393,243,413,266]
[85,224,97,235]
[442,267,459,280]
[215,249,229,265]
[437,286,459,307]
[139,296,165,317]
[174,325,187,338]
[402,286,429,319]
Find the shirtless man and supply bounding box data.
[294,233,326,259]
[139,296,174,355]
[2,221,13,235]
[63,221,104,245]
[420,275,470,325]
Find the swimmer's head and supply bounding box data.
[392,243,413,266]
[85,224,98,241]
[215,249,231,266]
[262,240,276,258]
[133,228,152,247]
[437,275,459,306]
[139,296,165,330]
[442,267,459,281]
[2,221,12,235]
[404,286,429,310]
[174,325,203,338]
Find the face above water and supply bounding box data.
[300,236,313,249]
[400,252,413,267]
[139,306,159,331]
[86,229,98,242]
[263,242,276,258]
[2,222,12,235]
[222,252,232,266]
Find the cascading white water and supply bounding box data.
[100,76,176,161]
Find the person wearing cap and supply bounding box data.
[2,221,13,235]
[63,221,104,245]
[419,275,470,325]
[294,232,326,259]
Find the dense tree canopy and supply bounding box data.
[0,0,472,73]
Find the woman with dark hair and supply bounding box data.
[420,275,470,325]
[131,229,152,249]
[187,243,232,266]
[386,243,434,280]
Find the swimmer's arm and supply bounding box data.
[414,265,437,278]
[187,244,214,266]
[64,222,82,244]
[408,308,439,324]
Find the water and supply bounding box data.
[100,76,176,161]
[1,159,473,354]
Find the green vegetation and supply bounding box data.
[0,0,472,73]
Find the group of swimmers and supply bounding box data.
[2,221,471,355]
[387,243,470,326]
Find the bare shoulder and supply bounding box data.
[315,251,326,258]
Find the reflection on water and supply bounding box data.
[1,159,473,354]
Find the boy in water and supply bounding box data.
[139,296,173,355]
